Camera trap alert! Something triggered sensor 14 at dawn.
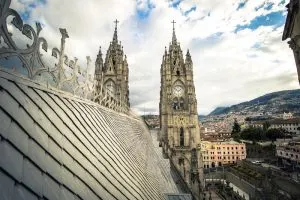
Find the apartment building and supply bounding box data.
[200,141,246,168]
[276,141,300,168]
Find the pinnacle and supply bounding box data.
[171,20,177,44]
[98,46,102,56]
[112,19,119,44]
[186,49,190,56]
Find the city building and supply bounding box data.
[276,141,300,169]
[282,0,300,84]
[159,21,203,198]
[200,141,246,168]
[200,127,231,141]
[283,112,294,119]
[248,118,300,135]
[270,118,300,135]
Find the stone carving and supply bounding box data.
[0,0,128,113]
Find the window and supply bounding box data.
[180,127,184,146]
[173,98,179,110]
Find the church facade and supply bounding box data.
[94,20,130,108]
[159,22,203,198]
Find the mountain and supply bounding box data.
[208,107,230,116]
[208,89,300,116]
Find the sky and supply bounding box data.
[10,0,299,115]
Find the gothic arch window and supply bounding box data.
[180,127,184,146]
[176,70,180,76]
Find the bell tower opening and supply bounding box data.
[180,127,184,146]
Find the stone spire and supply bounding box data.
[96,46,103,60]
[171,20,177,44]
[186,49,192,62]
[112,19,119,44]
[95,46,103,70]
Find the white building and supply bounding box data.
[270,118,300,135]
[248,118,300,135]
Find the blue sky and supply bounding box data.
[10,0,298,114]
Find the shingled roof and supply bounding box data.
[0,69,180,200]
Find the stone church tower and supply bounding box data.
[94,20,129,107]
[159,21,203,199]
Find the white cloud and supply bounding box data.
[9,0,299,115]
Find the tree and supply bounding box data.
[240,127,264,141]
[263,121,271,132]
[232,118,241,134]
[266,128,286,141]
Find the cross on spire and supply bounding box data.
[171,20,177,44]
[171,20,176,30]
[114,19,119,29]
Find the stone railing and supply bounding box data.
[0,0,128,113]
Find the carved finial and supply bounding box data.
[59,28,69,40]
[57,28,69,88]
[98,46,102,55]
[186,49,190,56]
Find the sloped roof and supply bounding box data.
[0,70,179,200]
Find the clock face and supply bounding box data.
[173,85,184,97]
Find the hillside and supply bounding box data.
[208,89,300,116]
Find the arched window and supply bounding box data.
[176,70,180,76]
[180,127,184,146]
[173,98,179,110]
